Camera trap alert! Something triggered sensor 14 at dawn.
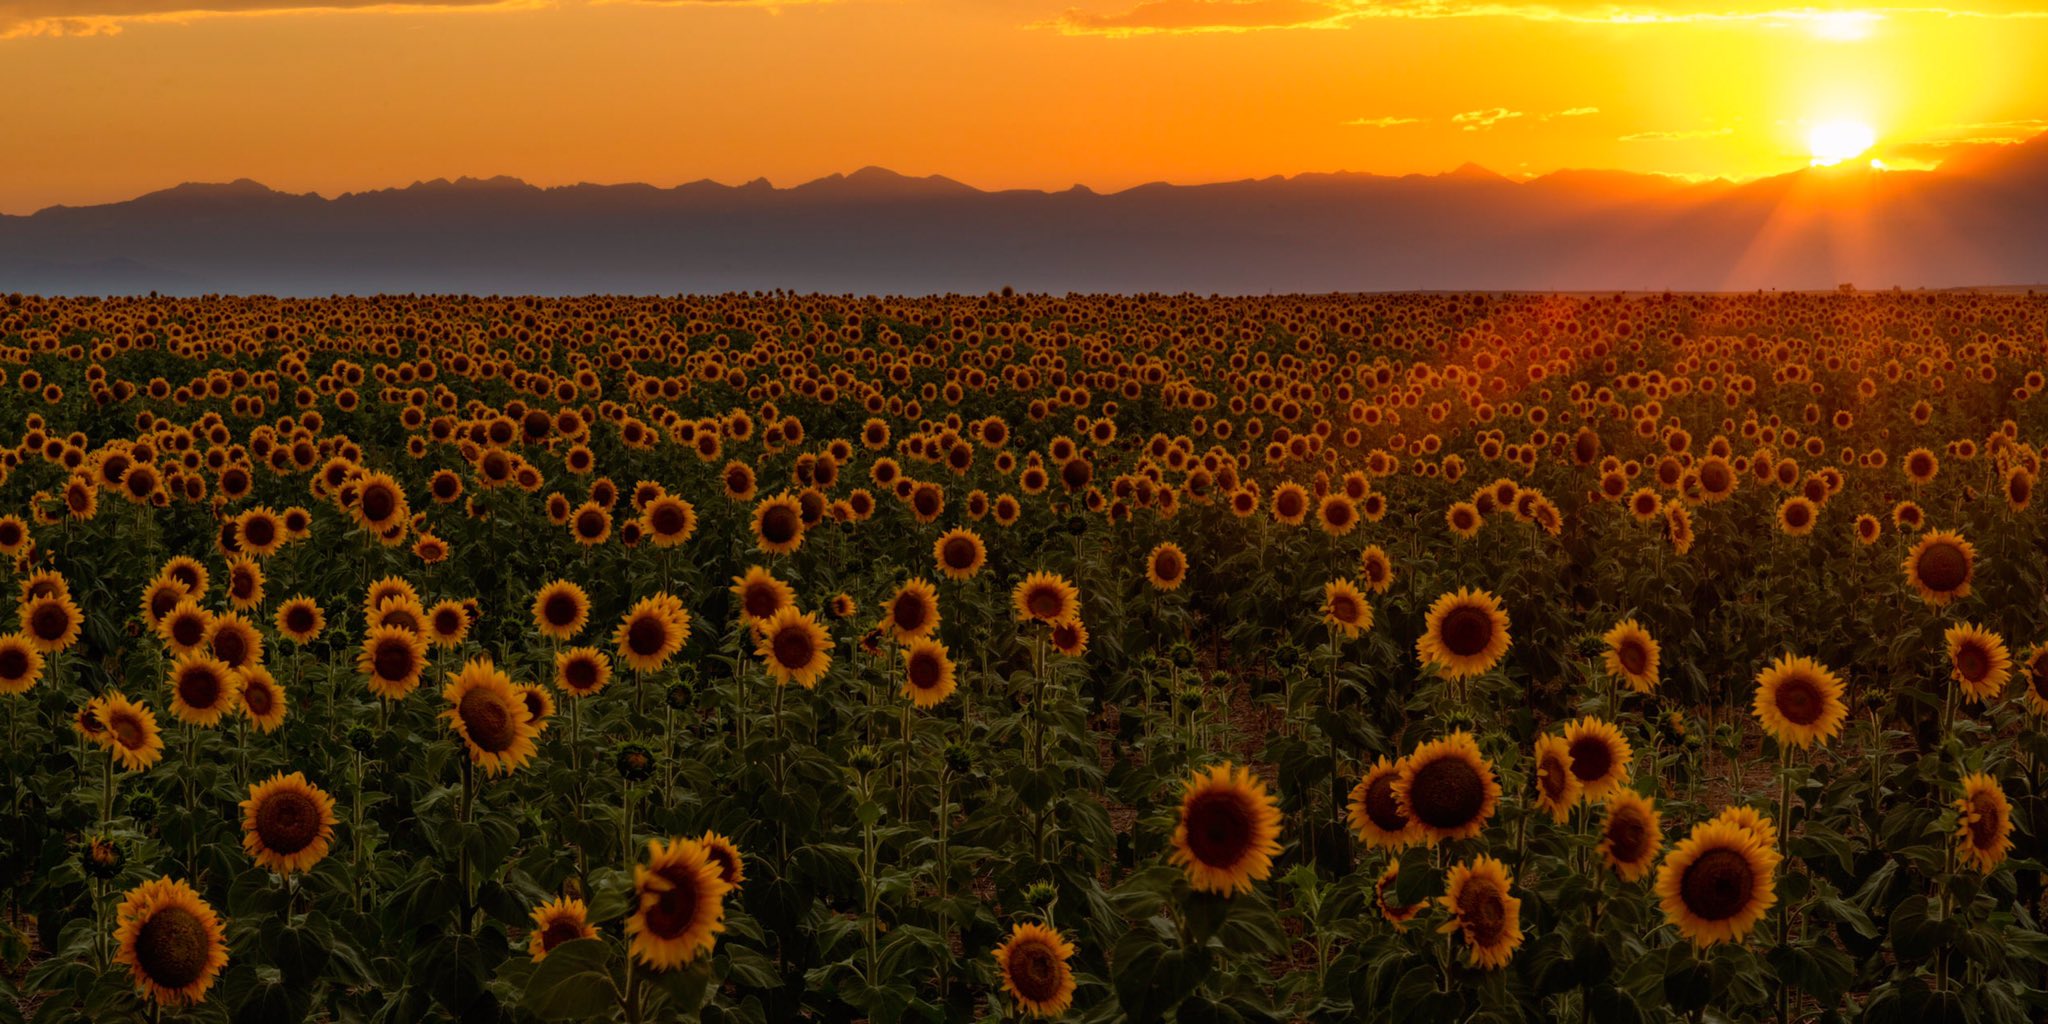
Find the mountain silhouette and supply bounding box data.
[4,137,2045,295]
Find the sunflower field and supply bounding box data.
[0,289,2044,1023]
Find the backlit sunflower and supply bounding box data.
[113,877,229,1007]
[1955,773,2014,873]
[1321,579,1372,638]
[0,633,45,695]
[755,607,834,689]
[626,837,731,969]
[1439,856,1523,970]
[1146,541,1188,592]
[528,897,597,962]
[1393,732,1500,843]
[1944,623,2011,703]
[240,771,336,874]
[1530,734,1580,823]
[1415,588,1511,679]
[554,647,612,697]
[273,596,325,644]
[441,657,539,776]
[20,591,82,653]
[1561,717,1632,802]
[698,831,746,887]
[880,578,942,643]
[901,637,957,708]
[992,921,1076,1019]
[1012,572,1080,626]
[99,692,164,771]
[167,653,239,728]
[614,595,691,673]
[1751,654,1847,749]
[1347,756,1421,849]
[1656,819,1780,947]
[531,580,591,641]
[933,528,988,581]
[237,666,286,733]
[1903,529,1975,606]
[1601,619,1659,693]
[1598,790,1662,882]
[1169,762,1283,895]
[751,493,805,555]
[358,624,429,700]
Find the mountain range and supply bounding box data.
[4,136,2047,295]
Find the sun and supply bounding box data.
[1808,119,1876,167]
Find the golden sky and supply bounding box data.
[2,0,2044,213]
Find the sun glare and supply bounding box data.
[1808,119,1876,167]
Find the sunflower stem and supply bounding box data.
[1777,743,1793,1024]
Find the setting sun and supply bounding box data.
[1809,119,1878,167]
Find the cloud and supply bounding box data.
[1344,115,1425,127]
[1451,107,1521,130]
[1618,126,1734,141]
[1558,106,1599,117]
[1045,0,2048,36]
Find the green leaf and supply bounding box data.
[521,938,618,1020]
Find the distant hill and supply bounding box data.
[4,140,2047,295]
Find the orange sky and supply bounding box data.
[2,0,2045,213]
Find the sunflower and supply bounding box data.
[1945,623,2011,703]
[1393,732,1501,843]
[1530,734,1580,823]
[75,696,111,747]
[1655,819,1780,947]
[1446,501,1482,538]
[1903,529,1975,606]
[1955,773,2014,873]
[368,595,425,634]
[1012,572,1081,626]
[614,595,691,673]
[568,501,612,546]
[1146,541,1188,592]
[1270,482,1309,525]
[1561,717,1633,802]
[643,495,697,547]
[205,611,262,673]
[1358,546,1393,594]
[20,592,82,653]
[1438,856,1523,969]
[224,557,264,610]
[933,528,988,581]
[1415,588,1511,679]
[427,600,472,648]
[273,596,325,644]
[698,831,746,887]
[518,683,555,732]
[1751,654,1847,749]
[751,493,805,555]
[0,633,45,695]
[358,624,429,700]
[554,647,612,697]
[730,567,795,627]
[441,657,539,776]
[528,897,597,962]
[139,577,190,631]
[992,922,1076,1019]
[237,666,287,733]
[99,693,164,771]
[113,877,229,1007]
[1347,756,1421,849]
[1712,805,1779,849]
[1598,790,1662,882]
[755,607,834,689]
[240,771,336,874]
[1321,579,1372,638]
[881,578,942,643]
[1049,618,1090,656]
[160,555,208,598]
[626,837,731,969]
[167,653,240,728]
[2023,645,2048,716]
[1375,861,1425,929]
[363,576,418,620]
[531,580,591,641]
[1169,762,1283,895]
[1776,496,1817,536]
[351,472,409,533]
[901,637,957,708]
[1601,619,1659,693]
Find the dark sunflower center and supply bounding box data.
[771,627,815,671]
[29,604,69,643]
[563,657,599,691]
[544,593,580,627]
[1968,792,2003,849]
[1605,809,1648,863]
[1784,503,1810,528]
[0,647,27,681]
[1956,644,1990,683]
[576,510,606,538]
[1439,606,1495,658]
[1325,502,1353,526]
[540,920,584,952]
[172,616,206,648]
[627,615,667,657]
[1026,587,1064,619]
[707,848,739,884]
[891,598,929,633]
[284,606,315,633]
[1455,877,1507,945]
[458,688,516,752]
[1409,754,1485,829]
[1184,789,1255,868]
[1567,736,1614,784]
[177,668,223,711]
[1156,552,1183,580]
[434,610,463,636]
[760,506,799,544]
[109,712,144,748]
[373,639,416,682]
[1330,595,1360,622]
[212,629,249,668]
[641,867,701,940]
[908,653,944,691]
[255,789,322,855]
[651,504,686,534]
[1538,753,1571,801]
[243,684,273,716]
[1917,543,1968,592]
[943,538,977,570]
[2031,660,2048,700]
[1680,847,1755,922]
[1009,941,1062,1002]
[1364,773,1408,833]
[244,518,276,547]
[1773,677,1823,725]
[361,486,396,523]
[1278,494,1303,517]
[1618,642,1649,676]
[134,906,211,991]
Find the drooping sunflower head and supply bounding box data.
[626,837,731,970]
[754,607,834,689]
[1347,756,1421,849]
[167,653,240,728]
[1439,855,1523,970]
[1903,529,1975,606]
[553,646,613,698]
[1169,762,1283,896]
[528,896,597,962]
[1415,588,1511,680]
[1955,773,2015,873]
[1561,717,1633,802]
[0,633,45,696]
[1944,623,2012,704]
[1012,571,1080,626]
[1530,734,1580,823]
[881,578,941,643]
[992,921,1077,1019]
[240,771,337,875]
[1750,654,1847,750]
[1146,541,1188,592]
[1598,790,1663,882]
[440,657,539,776]
[1655,819,1780,947]
[900,637,957,709]
[113,877,229,1007]
[933,528,988,581]
[1601,619,1660,693]
[358,624,429,701]
[1321,579,1372,638]
[1393,731,1501,843]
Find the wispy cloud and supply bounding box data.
[1045,0,2048,37]
[1344,115,1426,127]
[1558,106,1599,117]
[1452,107,1522,131]
[1618,126,1735,141]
